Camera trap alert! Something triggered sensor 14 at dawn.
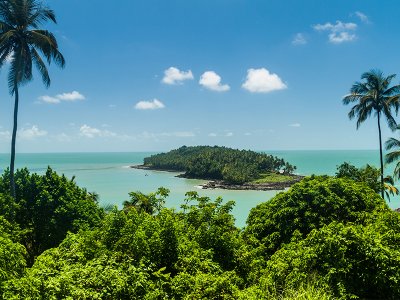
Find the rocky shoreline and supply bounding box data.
[200,177,304,191]
[131,165,304,191]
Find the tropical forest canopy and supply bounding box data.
[143,145,296,184]
[1,168,400,299]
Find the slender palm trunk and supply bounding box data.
[377,111,385,199]
[10,85,19,198]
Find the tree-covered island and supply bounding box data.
[133,146,302,190]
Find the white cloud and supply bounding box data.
[135,99,165,110]
[79,125,117,138]
[208,133,217,137]
[354,11,369,23]
[292,33,307,45]
[242,68,287,93]
[225,132,234,137]
[314,21,357,32]
[329,32,356,44]
[199,71,230,92]
[39,95,60,104]
[313,21,357,44]
[39,91,85,104]
[56,91,85,101]
[19,125,47,140]
[289,123,301,127]
[162,67,194,85]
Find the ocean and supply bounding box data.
[0,150,395,228]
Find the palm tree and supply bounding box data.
[385,131,400,180]
[0,0,65,197]
[123,188,169,215]
[383,175,399,201]
[343,70,400,199]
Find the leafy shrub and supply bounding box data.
[0,168,104,263]
[263,214,400,299]
[245,176,387,256]
[3,190,245,299]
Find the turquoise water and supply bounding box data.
[0,150,396,228]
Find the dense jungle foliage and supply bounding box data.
[143,146,296,184]
[0,167,400,299]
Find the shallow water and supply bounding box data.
[0,150,395,228]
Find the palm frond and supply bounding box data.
[28,6,56,28]
[29,30,65,67]
[31,47,49,87]
[385,150,400,165]
[383,84,400,96]
[393,163,400,180]
[382,106,397,131]
[385,137,400,150]
[8,45,32,93]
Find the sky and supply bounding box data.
[0,0,400,152]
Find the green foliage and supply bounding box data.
[252,172,295,184]
[237,276,334,300]
[171,270,241,300]
[336,162,399,200]
[263,213,400,299]
[143,145,296,184]
[336,162,381,192]
[0,167,104,264]
[3,190,245,299]
[123,187,169,214]
[182,191,241,270]
[245,176,386,256]
[0,217,26,290]
[385,130,400,182]
[342,69,400,198]
[2,172,400,299]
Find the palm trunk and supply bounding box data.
[10,85,19,198]
[377,111,385,199]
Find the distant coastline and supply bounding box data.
[131,164,304,191]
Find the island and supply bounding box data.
[132,145,303,190]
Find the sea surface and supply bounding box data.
[0,150,396,228]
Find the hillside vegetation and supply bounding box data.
[143,145,296,184]
[0,167,400,299]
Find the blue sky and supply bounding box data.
[0,0,399,152]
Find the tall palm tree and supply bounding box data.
[0,0,65,197]
[343,70,400,199]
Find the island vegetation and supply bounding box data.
[136,145,301,189]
